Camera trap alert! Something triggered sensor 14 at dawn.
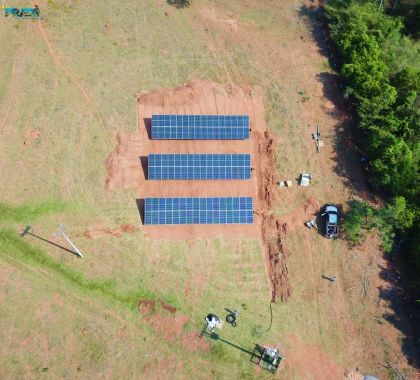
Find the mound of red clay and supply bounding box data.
[160,301,176,314]
[138,299,156,314]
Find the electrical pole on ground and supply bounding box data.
[55,224,84,258]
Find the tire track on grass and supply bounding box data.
[303,233,323,339]
[26,10,111,223]
[0,251,144,333]
[31,20,102,211]
[0,251,188,363]
[31,14,105,130]
[31,18,110,220]
[0,24,29,131]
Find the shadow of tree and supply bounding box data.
[378,264,420,368]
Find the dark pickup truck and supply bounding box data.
[323,205,339,238]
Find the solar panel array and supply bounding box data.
[148,154,251,180]
[151,114,250,140]
[144,197,253,225]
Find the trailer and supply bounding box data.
[251,344,284,373]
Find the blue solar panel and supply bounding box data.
[151,115,250,140]
[144,197,253,225]
[148,154,251,180]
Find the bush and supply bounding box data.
[343,198,414,252]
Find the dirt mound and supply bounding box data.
[106,79,291,302]
[138,299,156,314]
[255,129,292,302]
[160,301,176,314]
[120,224,136,233]
[260,215,292,301]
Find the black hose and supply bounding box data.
[263,301,273,334]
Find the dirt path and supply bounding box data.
[29,5,105,129]
[0,24,28,131]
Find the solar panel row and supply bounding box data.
[144,197,253,225]
[148,154,251,180]
[151,114,250,140]
[145,115,253,225]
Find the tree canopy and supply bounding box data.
[325,0,420,289]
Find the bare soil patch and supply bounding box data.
[147,313,189,342]
[83,223,138,239]
[137,298,210,352]
[106,79,291,301]
[23,128,41,145]
[138,299,156,315]
[285,334,343,379]
[160,301,176,314]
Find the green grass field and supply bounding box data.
[0,1,417,379]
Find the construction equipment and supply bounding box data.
[206,314,223,331]
[251,344,284,373]
[299,173,312,186]
[305,220,316,229]
[312,125,324,152]
[3,5,40,18]
[54,224,84,258]
[200,314,223,337]
[225,308,239,327]
[322,274,337,282]
[277,180,293,187]
[322,205,339,238]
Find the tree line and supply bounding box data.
[324,1,419,292]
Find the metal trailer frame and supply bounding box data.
[250,344,284,374]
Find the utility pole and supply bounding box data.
[55,224,84,258]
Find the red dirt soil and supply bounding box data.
[106,79,291,302]
[285,334,343,379]
[23,128,41,145]
[83,223,138,239]
[138,298,210,352]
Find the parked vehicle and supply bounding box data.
[323,205,339,238]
